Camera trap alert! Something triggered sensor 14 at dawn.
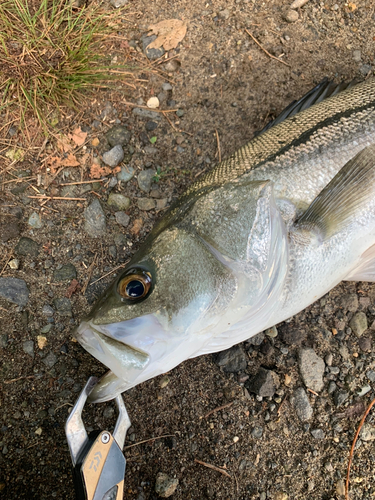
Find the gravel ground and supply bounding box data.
[1,1,375,499]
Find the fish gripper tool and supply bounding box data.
[65,376,131,500]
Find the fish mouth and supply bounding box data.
[75,314,182,403]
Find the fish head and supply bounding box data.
[76,180,288,402]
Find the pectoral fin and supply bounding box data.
[345,244,375,282]
[296,144,375,240]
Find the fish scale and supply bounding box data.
[184,79,375,193]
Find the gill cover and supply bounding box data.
[76,178,289,401]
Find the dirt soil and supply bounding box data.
[1,1,375,499]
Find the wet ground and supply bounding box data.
[1,0,375,499]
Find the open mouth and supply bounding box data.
[74,314,177,402]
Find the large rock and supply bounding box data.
[0,278,29,307]
[350,312,368,337]
[107,193,130,211]
[84,199,106,237]
[15,237,39,257]
[105,125,131,147]
[155,472,178,498]
[137,169,156,192]
[102,145,124,167]
[215,345,248,373]
[53,264,77,282]
[298,348,325,392]
[291,387,313,422]
[246,367,280,398]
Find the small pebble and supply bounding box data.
[299,348,325,392]
[233,436,239,443]
[137,169,156,192]
[251,426,263,439]
[115,211,130,227]
[291,387,313,422]
[155,473,179,498]
[28,212,43,229]
[147,97,160,109]
[107,193,130,211]
[102,145,124,167]
[53,263,77,282]
[145,121,158,132]
[137,198,156,211]
[311,428,325,439]
[84,199,106,237]
[8,259,19,270]
[162,83,172,91]
[352,49,362,62]
[23,340,34,358]
[284,10,299,22]
[117,166,135,182]
[350,312,368,337]
[160,376,170,388]
[265,326,278,338]
[336,479,345,497]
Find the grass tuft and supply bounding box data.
[0,0,127,130]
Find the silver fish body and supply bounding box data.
[76,79,375,402]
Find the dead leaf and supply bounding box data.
[46,156,63,174]
[37,336,47,350]
[61,153,80,167]
[90,163,112,179]
[347,2,357,11]
[131,218,143,235]
[80,153,90,166]
[57,134,72,153]
[69,127,87,147]
[65,279,80,298]
[147,19,187,51]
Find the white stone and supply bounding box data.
[147,97,160,109]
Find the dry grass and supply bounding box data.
[0,0,130,131]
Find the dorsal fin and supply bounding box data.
[255,78,358,136]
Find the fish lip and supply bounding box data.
[75,319,152,385]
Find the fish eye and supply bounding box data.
[118,268,152,301]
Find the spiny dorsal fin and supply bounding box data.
[296,144,375,239]
[255,78,357,136]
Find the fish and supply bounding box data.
[76,78,375,403]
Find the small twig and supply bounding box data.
[28,195,87,201]
[156,54,180,66]
[245,29,291,67]
[234,472,239,494]
[1,176,36,186]
[60,180,103,186]
[215,129,221,163]
[0,248,14,277]
[202,402,233,419]
[162,111,179,133]
[124,434,176,450]
[82,254,97,295]
[277,397,287,417]
[89,262,129,286]
[55,402,73,412]
[194,459,232,478]
[162,112,193,136]
[4,375,35,384]
[346,396,375,499]
[307,388,319,396]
